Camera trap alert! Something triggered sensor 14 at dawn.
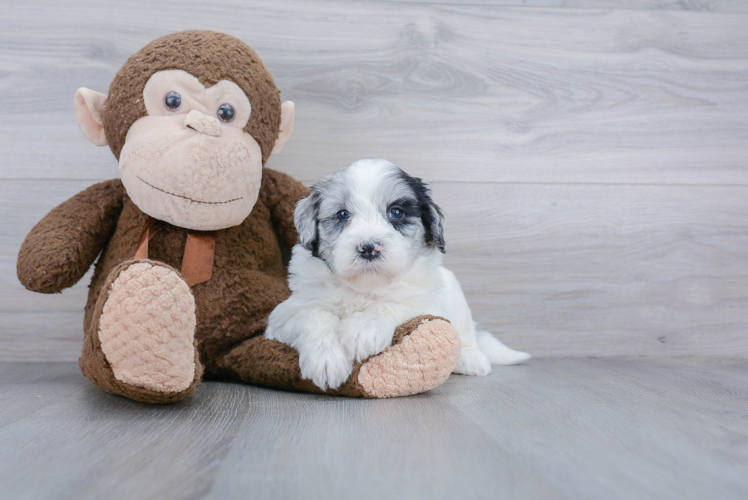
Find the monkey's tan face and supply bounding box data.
[119,70,262,231]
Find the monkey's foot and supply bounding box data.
[354,316,461,398]
[81,260,202,403]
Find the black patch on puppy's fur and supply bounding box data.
[387,197,419,233]
[397,170,446,253]
[294,190,321,258]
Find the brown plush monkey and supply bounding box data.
[17,31,460,404]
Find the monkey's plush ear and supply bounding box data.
[74,88,108,147]
[271,101,295,155]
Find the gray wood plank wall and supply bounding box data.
[1,0,747,361]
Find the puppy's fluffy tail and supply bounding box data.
[476,330,531,365]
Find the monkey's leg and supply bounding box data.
[80,259,203,404]
[217,316,460,398]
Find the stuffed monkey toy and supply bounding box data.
[17,31,460,403]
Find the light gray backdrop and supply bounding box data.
[2,0,747,361]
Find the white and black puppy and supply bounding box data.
[265,159,530,390]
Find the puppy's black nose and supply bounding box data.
[358,241,381,261]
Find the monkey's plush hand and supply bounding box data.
[17,180,126,294]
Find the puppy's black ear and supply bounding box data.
[294,190,321,256]
[401,171,446,253]
[420,187,446,253]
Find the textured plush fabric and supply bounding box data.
[17,170,306,402]
[103,31,281,163]
[17,30,461,403]
[119,110,264,230]
[80,259,204,404]
[76,169,308,377]
[218,315,458,398]
[20,173,461,401]
[358,317,461,398]
[99,261,197,393]
[134,218,217,286]
[17,179,127,294]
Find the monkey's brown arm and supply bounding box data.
[218,316,460,398]
[261,168,310,251]
[17,179,127,294]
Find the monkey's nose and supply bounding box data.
[184,109,221,137]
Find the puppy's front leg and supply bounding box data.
[297,333,352,391]
[340,312,397,362]
[267,304,351,390]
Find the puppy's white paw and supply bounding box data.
[298,340,352,390]
[340,314,395,362]
[454,347,492,376]
[477,331,531,365]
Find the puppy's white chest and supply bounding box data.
[337,284,437,326]
[338,292,381,317]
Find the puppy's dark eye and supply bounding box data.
[217,103,235,123]
[388,208,404,220]
[164,91,182,111]
[337,210,350,221]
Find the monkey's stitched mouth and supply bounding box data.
[137,176,243,205]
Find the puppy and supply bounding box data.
[266,159,530,390]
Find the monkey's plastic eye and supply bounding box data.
[337,210,350,221]
[217,103,235,123]
[164,91,182,111]
[388,208,404,220]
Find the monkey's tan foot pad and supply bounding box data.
[357,316,461,398]
[97,260,197,394]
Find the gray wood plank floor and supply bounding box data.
[1,358,747,500]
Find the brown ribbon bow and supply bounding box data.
[135,216,216,287]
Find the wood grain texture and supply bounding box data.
[1,358,747,500]
[3,179,747,360]
[1,1,747,184]
[381,0,748,13]
[432,182,748,357]
[1,0,747,360]
[0,362,252,500]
